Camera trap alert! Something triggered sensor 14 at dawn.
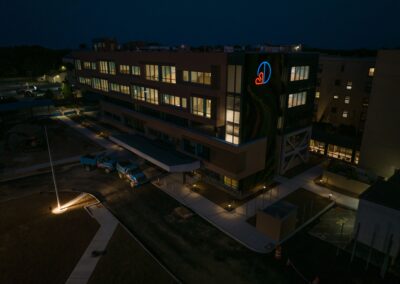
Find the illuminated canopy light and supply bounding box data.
[255,61,272,86]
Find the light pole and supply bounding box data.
[45,126,61,210]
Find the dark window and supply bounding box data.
[340,64,345,72]
[335,79,341,86]
[331,107,337,114]
[318,64,323,73]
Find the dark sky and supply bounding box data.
[1,0,399,49]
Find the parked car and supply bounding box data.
[128,172,147,188]
[80,153,116,173]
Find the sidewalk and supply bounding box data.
[57,116,116,149]
[59,115,359,253]
[66,203,118,284]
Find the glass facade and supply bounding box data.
[227,65,242,93]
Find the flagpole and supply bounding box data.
[45,126,61,209]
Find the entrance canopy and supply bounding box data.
[110,134,200,173]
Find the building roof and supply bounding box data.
[263,201,297,220]
[110,134,200,173]
[0,99,53,112]
[360,171,400,211]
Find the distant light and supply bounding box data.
[60,65,66,71]
[263,185,266,189]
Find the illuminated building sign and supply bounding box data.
[255,61,272,85]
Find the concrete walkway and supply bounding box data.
[60,115,359,253]
[66,203,118,284]
[57,116,116,149]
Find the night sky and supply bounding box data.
[1,0,399,49]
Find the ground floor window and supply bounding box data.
[354,150,360,165]
[309,139,325,155]
[327,144,352,162]
[223,176,239,190]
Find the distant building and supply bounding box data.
[310,55,375,165]
[37,71,66,83]
[92,38,118,52]
[359,50,400,178]
[69,44,318,197]
[355,170,400,264]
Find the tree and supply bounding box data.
[61,81,72,100]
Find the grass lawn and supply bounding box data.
[0,192,99,284]
[88,225,177,284]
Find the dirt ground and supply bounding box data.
[0,192,99,284]
[88,225,177,284]
[0,118,104,173]
[1,165,397,284]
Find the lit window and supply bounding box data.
[120,85,130,95]
[342,110,349,118]
[224,176,239,190]
[288,92,307,108]
[315,91,320,99]
[162,94,182,107]
[346,81,352,90]
[225,95,240,145]
[334,95,339,99]
[108,62,116,75]
[368,67,375,77]
[132,65,141,76]
[183,70,189,82]
[99,61,108,74]
[145,64,159,81]
[91,62,97,70]
[83,62,91,69]
[290,66,309,81]
[131,85,159,104]
[327,144,352,162]
[119,65,130,74]
[183,70,212,85]
[161,66,176,84]
[344,96,350,104]
[110,83,120,92]
[309,139,325,155]
[190,97,212,118]
[181,98,187,108]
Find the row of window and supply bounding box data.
[290,66,310,81]
[99,61,116,75]
[225,94,241,145]
[309,139,359,164]
[162,94,187,108]
[183,70,212,85]
[288,91,307,108]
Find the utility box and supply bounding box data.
[256,201,298,242]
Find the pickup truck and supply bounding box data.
[116,161,139,179]
[80,153,116,173]
[127,172,147,188]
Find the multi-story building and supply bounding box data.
[310,55,376,165]
[70,44,317,197]
[360,50,400,178]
